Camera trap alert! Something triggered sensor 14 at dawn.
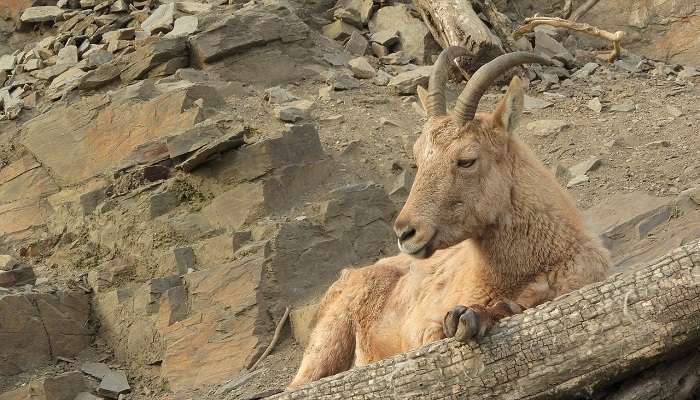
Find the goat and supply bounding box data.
[289,48,610,388]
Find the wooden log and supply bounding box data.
[272,240,700,399]
[413,0,509,73]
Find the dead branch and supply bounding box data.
[570,0,600,21]
[514,16,625,62]
[250,307,290,371]
[272,240,700,399]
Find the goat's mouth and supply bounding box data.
[398,232,437,259]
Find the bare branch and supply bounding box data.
[250,307,290,371]
[514,16,625,62]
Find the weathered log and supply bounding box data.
[272,240,700,399]
[413,0,511,73]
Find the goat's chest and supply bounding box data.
[362,248,496,361]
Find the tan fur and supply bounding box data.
[290,77,610,388]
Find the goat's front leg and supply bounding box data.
[443,301,523,342]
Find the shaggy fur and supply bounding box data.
[290,77,610,388]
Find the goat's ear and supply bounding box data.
[416,85,428,114]
[493,76,525,134]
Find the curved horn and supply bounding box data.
[453,52,554,126]
[425,46,469,118]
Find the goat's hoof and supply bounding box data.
[443,305,485,342]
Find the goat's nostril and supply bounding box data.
[399,227,417,242]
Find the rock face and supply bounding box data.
[0,291,92,376]
[189,3,309,66]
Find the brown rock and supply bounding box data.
[0,292,91,376]
[120,37,189,83]
[21,84,221,185]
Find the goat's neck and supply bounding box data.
[475,141,587,288]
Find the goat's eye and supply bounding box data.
[456,159,476,168]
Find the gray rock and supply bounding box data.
[84,49,113,69]
[370,30,399,47]
[20,6,65,23]
[333,73,361,90]
[344,31,368,56]
[610,100,635,112]
[173,247,195,274]
[81,362,112,379]
[534,30,574,66]
[614,58,642,73]
[322,53,347,67]
[46,67,87,99]
[0,255,18,271]
[371,42,389,58]
[569,157,601,177]
[526,120,571,137]
[388,169,415,200]
[57,45,79,65]
[373,69,390,86]
[175,126,246,172]
[0,55,16,71]
[333,0,373,28]
[110,0,128,12]
[0,263,35,287]
[322,20,359,41]
[164,15,199,39]
[388,66,432,94]
[369,5,431,64]
[102,28,136,43]
[513,36,532,52]
[141,3,175,34]
[264,86,298,104]
[189,4,309,66]
[587,97,602,113]
[572,62,599,79]
[380,51,414,65]
[274,99,314,122]
[349,57,375,79]
[566,174,589,188]
[524,95,553,110]
[79,62,122,90]
[97,370,130,399]
[150,191,181,219]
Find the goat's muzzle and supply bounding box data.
[394,217,437,259]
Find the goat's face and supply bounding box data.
[390,47,552,258]
[394,77,524,258]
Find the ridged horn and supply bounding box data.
[425,46,469,118]
[453,52,554,126]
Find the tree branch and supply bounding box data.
[272,240,700,399]
[514,17,625,62]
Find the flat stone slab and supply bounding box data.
[97,370,130,399]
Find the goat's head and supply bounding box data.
[394,48,552,258]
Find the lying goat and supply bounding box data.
[290,48,610,388]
